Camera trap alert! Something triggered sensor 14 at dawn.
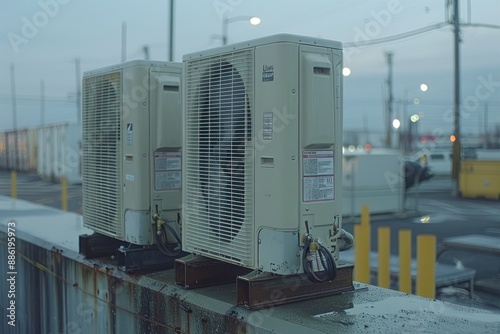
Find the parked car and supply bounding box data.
[404,161,434,189]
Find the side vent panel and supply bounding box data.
[82,72,122,238]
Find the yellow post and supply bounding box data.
[354,205,370,283]
[416,234,436,299]
[399,229,412,294]
[378,227,390,288]
[61,176,68,211]
[10,170,17,199]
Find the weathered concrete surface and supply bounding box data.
[1,196,499,334]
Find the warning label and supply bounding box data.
[154,151,181,190]
[303,150,335,202]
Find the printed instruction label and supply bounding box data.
[154,151,181,190]
[126,123,133,146]
[302,150,335,202]
[263,112,273,140]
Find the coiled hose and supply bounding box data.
[155,219,182,257]
[302,236,337,283]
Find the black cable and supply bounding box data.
[156,221,182,257]
[302,237,337,283]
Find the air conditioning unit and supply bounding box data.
[183,34,343,279]
[82,60,182,246]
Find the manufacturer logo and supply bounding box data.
[262,64,274,82]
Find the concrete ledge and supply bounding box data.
[1,196,499,334]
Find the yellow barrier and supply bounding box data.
[416,234,436,299]
[11,170,17,199]
[460,160,500,200]
[354,205,370,284]
[378,227,390,288]
[61,176,68,211]
[399,229,412,294]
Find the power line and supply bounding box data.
[343,21,500,49]
[462,23,500,30]
[344,22,450,48]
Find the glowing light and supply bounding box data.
[420,84,428,92]
[420,215,431,223]
[342,67,351,76]
[410,114,420,122]
[392,119,401,129]
[348,145,355,152]
[450,134,456,142]
[249,17,261,25]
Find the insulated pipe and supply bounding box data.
[416,234,436,298]
[354,205,370,284]
[338,229,354,251]
[399,229,412,294]
[378,227,390,288]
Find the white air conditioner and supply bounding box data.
[82,60,182,246]
[183,34,344,279]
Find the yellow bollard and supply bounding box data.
[361,205,370,226]
[11,170,17,199]
[61,176,68,211]
[354,205,371,284]
[416,234,436,299]
[378,227,390,288]
[399,229,412,294]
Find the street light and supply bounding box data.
[392,118,401,129]
[222,15,261,45]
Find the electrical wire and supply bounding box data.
[156,220,182,257]
[302,236,337,283]
[344,22,450,48]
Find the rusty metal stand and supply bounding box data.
[237,263,355,310]
[116,247,187,273]
[175,254,253,288]
[79,233,129,258]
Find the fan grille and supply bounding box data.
[185,50,255,267]
[82,72,122,238]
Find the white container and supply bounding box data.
[343,149,404,217]
[37,123,81,184]
[0,129,37,172]
[0,132,7,169]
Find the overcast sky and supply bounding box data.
[1,0,499,145]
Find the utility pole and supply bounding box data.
[121,22,127,62]
[143,45,150,60]
[10,63,19,170]
[451,0,461,196]
[40,79,45,126]
[385,52,394,148]
[484,103,489,148]
[168,0,174,61]
[75,58,81,125]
